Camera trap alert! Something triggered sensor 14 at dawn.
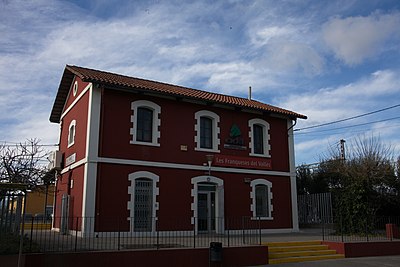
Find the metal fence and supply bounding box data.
[1,216,266,254]
[321,216,400,242]
[298,192,333,224]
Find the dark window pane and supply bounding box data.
[200,117,213,149]
[137,107,153,142]
[255,185,268,217]
[253,124,264,154]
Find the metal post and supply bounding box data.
[18,192,27,267]
[156,218,160,250]
[242,216,245,245]
[29,216,34,251]
[341,216,344,242]
[258,217,261,245]
[193,218,196,248]
[118,220,121,251]
[74,217,79,251]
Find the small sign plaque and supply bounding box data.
[65,153,76,166]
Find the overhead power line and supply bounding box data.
[294,103,400,132]
[295,116,400,135]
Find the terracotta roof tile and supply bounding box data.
[50,65,307,123]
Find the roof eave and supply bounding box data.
[49,67,75,123]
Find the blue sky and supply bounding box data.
[1,0,399,165]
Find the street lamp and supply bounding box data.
[206,154,214,176]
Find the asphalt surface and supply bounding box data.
[249,255,400,267]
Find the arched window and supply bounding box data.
[136,107,153,142]
[128,171,159,232]
[130,100,161,146]
[194,110,220,152]
[250,179,273,220]
[248,118,271,157]
[67,120,76,147]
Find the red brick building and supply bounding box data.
[49,65,306,236]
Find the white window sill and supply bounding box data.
[195,147,220,153]
[251,216,273,221]
[249,153,271,158]
[130,140,160,147]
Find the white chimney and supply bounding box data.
[248,86,252,100]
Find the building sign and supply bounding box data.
[65,153,76,167]
[214,155,272,170]
[224,124,246,150]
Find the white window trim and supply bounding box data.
[250,179,273,220]
[73,81,78,97]
[130,100,161,147]
[191,175,224,234]
[194,110,220,152]
[127,171,160,233]
[248,118,271,157]
[67,120,76,148]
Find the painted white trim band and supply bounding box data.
[97,156,291,177]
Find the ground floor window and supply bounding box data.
[128,171,159,232]
[250,179,273,220]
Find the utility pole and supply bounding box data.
[340,139,346,161]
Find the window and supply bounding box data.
[248,118,270,157]
[134,178,153,231]
[255,185,268,217]
[67,120,76,147]
[250,179,273,220]
[136,107,153,142]
[130,100,161,146]
[128,171,159,233]
[72,81,78,97]
[200,117,213,149]
[195,110,220,152]
[253,124,264,154]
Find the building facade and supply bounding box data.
[49,65,306,236]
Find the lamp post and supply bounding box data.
[206,155,214,176]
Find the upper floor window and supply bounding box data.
[137,107,153,142]
[130,100,161,147]
[194,110,220,152]
[250,179,273,220]
[200,117,213,149]
[67,120,76,147]
[248,118,270,157]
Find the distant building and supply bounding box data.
[49,65,306,235]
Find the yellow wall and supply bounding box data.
[25,185,55,216]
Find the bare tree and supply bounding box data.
[0,138,49,189]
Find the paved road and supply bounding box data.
[250,255,400,267]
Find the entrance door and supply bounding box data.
[197,183,216,232]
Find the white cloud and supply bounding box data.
[322,12,400,65]
[279,69,400,127]
[264,42,325,75]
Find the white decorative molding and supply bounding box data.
[61,83,92,120]
[128,171,160,233]
[130,100,161,147]
[194,110,220,152]
[248,118,271,157]
[250,179,273,220]
[191,175,224,233]
[67,120,76,148]
[98,156,291,177]
[287,119,299,232]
